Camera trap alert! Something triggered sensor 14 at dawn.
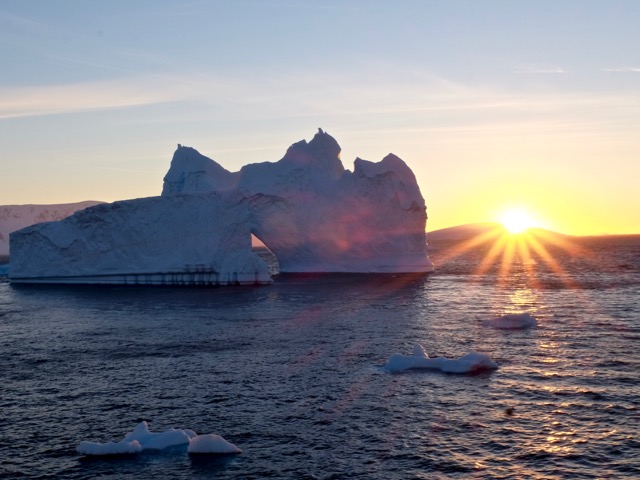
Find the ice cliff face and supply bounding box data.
[9,129,433,284]
[9,193,270,285]
[163,129,433,273]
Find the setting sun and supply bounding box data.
[499,208,537,234]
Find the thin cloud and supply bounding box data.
[514,65,566,74]
[0,75,212,120]
[604,67,640,73]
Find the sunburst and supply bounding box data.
[429,223,590,291]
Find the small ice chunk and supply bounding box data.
[188,434,242,454]
[482,312,537,329]
[384,344,498,374]
[77,422,206,456]
[77,439,142,456]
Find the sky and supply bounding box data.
[1,0,638,235]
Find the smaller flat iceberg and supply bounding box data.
[77,421,241,456]
[384,344,498,374]
[481,312,537,329]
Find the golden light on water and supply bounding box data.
[431,218,592,292]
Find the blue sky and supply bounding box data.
[1,1,639,234]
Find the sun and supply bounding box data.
[499,208,537,234]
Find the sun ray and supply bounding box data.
[430,226,504,267]
[526,234,577,286]
[475,234,509,275]
[429,210,616,338]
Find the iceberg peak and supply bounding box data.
[162,145,237,195]
[279,128,344,181]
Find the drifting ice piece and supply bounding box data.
[77,421,241,456]
[188,434,243,454]
[481,312,537,329]
[384,343,498,373]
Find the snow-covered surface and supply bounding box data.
[163,129,434,273]
[0,201,102,256]
[10,193,271,285]
[77,421,241,456]
[384,344,498,373]
[481,312,537,329]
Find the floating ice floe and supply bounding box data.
[481,312,537,329]
[384,344,498,374]
[77,421,241,456]
[188,434,242,454]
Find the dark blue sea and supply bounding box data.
[1,234,639,479]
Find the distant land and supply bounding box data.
[425,222,640,259]
[427,222,639,243]
[427,223,507,242]
[426,222,569,243]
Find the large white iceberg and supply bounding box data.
[9,129,433,284]
[77,421,241,456]
[384,344,498,374]
[163,129,434,273]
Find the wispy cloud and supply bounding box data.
[514,65,566,74]
[604,67,640,73]
[1,64,635,145]
[0,74,231,120]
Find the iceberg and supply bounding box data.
[77,421,241,456]
[481,312,537,329]
[163,129,434,273]
[384,344,498,374]
[9,129,433,284]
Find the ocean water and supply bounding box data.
[0,234,638,479]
